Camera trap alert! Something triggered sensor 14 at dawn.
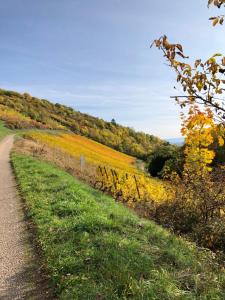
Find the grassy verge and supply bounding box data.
[0,121,11,140]
[12,154,225,299]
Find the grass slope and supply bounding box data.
[0,121,11,140]
[12,154,225,299]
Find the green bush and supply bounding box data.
[147,144,183,177]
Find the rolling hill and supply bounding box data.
[0,88,165,160]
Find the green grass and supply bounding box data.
[12,154,225,300]
[0,121,11,140]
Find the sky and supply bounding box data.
[0,0,224,138]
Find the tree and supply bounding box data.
[151,1,225,121]
[150,1,225,251]
[111,118,116,125]
[147,144,181,177]
[181,108,219,174]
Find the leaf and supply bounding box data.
[208,0,214,7]
[176,44,183,52]
[162,36,171,50]
[219,17,224,25]
[176,51,187,58]
[218,136,224,147]
[195,59,201,68]
[222,57,225,66]
[213,53,223,57]
[213,18,219,26]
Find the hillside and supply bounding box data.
[26,131,138,173]
[0,88,165,159]
[12,154,225,299]
[16,130,169,205]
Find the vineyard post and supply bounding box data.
[113,170,119,181]
[103,166,109,179]
[113,169,123,198]
[97,166,104,189]
[80,155,85,172]
[110,169,117,189]
[133,175,141,199]
[98,166,104,178]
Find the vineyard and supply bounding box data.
[26,132,138,172]
[95,166,169,207]
[17,132,170,209]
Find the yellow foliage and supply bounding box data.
[0,105,64,129]
[26,131,170,204]
[96,166,169,205]
[27,132,138,172]
[181,108,222,174]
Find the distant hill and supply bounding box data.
[0,88,165,159]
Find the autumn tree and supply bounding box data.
[150,1,225,251]
[208,0,225,26]
[181,108,219,175]
[151,1,225,121]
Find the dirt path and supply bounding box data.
[0,136,51,299]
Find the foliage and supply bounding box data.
[155,110,225,251]
[16,132,169,208]
[208,0,225,8]
[95,165,169,207]
[213,141,225,164]
[208,0,225,26]
[149,1,225,252]
[11,154,225,299]
[147,144,183,177]
[156,165,225,251]
[25,131,138,173]
[0,88,165,160]
[152,35,225,120]
[0,104,56,130]
[151,1,225,120]
[181,107,223,174]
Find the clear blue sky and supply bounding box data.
[0,0,224,138]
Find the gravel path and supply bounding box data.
[0,136,51,300]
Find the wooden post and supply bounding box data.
[110,169,117,189]
[104,166,109,179]
[80,155,85,172]
[113,170,119,181]
[98,166,104,177]
[133,175,141,199]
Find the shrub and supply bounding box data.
[155,166,225,251]
[147,144,183,177]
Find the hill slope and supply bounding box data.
[0,88,165,159]
[12,154,225,299]
[26,131,138,173]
